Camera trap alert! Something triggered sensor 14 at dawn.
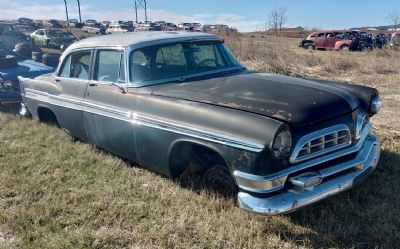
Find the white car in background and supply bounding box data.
[106,24,129,34]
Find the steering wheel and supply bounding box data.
[196,59,218,68]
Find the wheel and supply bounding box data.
[340,45,349,51]
[305,43,314,50]
[13,43,32,58]
[46,40,51,48]
[204,165,237,196]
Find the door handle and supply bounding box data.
[55,78,60,82]
[89,83,97,87]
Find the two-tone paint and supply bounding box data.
[19,32,381,215]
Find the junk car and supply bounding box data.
[30,29,76,49]
[19,32,381,215]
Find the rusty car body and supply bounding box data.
[300,30,361,51]
[19,32,381,215]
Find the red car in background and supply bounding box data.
[300,30,360,51]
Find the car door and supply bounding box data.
[83,49,137,161]
[52,49,92,141]
[314,32,325,49]
[324,32,336,49]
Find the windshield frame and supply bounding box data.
[127,40,244,87]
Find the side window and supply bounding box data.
[94,50,125,83]
[58,51,91,79]
[317,33,325,38]
[155,44,187,66]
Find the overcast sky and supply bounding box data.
[1,0,399,31]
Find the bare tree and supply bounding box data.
[388,10,400,31]
[268,6,288,35]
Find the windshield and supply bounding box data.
[129,41,241,85]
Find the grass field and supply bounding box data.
[1,34,400,248]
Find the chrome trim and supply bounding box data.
[234,122,372,193]
[238,134,380,215]
[355,113,368,140]
[23,88,264,152]
[289,124,351,163]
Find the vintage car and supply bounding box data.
[18,32,381,215]
[67,19,84,28]
[300,30,361,51]
[82,23,106,35]
[106,24,130,34]
[30,29,76,49]
[0,42,53,104]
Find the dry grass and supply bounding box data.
[1,34,400,249]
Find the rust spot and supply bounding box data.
[200,99,213,104]
[272,110,292,121]
[217,102,241,108]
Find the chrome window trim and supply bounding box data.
[234,122,372,193]
[289,124,351,164]
[23,88,265,153]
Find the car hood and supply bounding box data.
[151,72,360,126]
[1,59,54,80]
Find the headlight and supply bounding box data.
[272,128,292,161]
[370,95,381,115]
[3,80,13,89]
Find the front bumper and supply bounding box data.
[0,91,22,104]
[236,130,380,215]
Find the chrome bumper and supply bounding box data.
[237,133,380,215]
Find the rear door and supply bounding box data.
[83,49,138,161]
[324,32,336,49]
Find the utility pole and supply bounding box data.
[144,0,147,22]
[134,0,148,23]
[63,0,69,22]
[77,0,82,23]
[135,1,138,23]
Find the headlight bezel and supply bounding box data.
[370,95,381,115]
[271,126,292,163]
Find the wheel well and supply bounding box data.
[169,142,228,178]
[37,107,59,126]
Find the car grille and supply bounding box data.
[290,125,352,163]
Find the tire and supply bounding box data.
[46,40,51,48]
[204,165,237,196]
[340,45,350,51]
[13,43,32,58]
[32,51,43,62]
[305,43,315,50]
[42,53,60,68]
[0,55,18,69]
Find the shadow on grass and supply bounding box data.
[272,149,400,249]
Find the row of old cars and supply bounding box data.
[1,30,382,215]
[299,30,393,51]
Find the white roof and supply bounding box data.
[65,31,220,53]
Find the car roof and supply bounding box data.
[65,31,221,52]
